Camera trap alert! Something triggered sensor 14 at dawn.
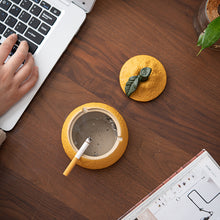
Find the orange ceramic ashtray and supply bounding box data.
[119,55,167,102]
[61,103,128,169]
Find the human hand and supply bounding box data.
[0,34,39,116]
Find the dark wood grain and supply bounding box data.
[1,0,220,219]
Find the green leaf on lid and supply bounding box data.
[125,67,152,97]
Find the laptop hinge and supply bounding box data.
[71,0,96,13]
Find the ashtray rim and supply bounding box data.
[67,107,122,160]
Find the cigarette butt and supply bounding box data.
[63,157,78,176]
[63,137,92,176]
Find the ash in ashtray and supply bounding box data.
[72,112,117,156]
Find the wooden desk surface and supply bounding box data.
[1,0,220,219]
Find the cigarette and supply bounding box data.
[63,137,92,176]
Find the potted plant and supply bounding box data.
[197,16,220,55]
[194,0,220,55]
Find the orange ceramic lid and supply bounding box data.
[119,55,167,102]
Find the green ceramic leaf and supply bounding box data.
[139,67,152,81]
[125,76,139,97]
[124,67,152,97]
[197,16,220,55]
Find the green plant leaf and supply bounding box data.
[197,16,220,55]
[139,67,152,82]
[197,32,205,46]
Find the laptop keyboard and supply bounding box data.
[0,0,61,55]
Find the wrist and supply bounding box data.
[0,129,6,146]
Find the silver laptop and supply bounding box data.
[0,0,96,131]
